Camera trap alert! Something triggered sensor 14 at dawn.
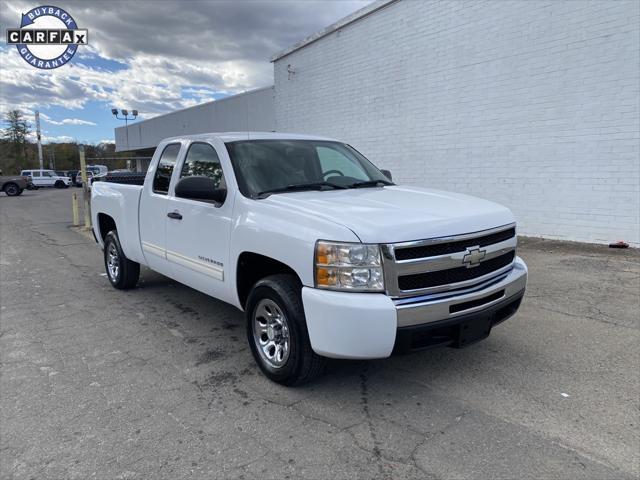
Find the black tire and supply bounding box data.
[103,230,140,290]
[3,183,20,196]
[54,180,64,188]
[246,274,325,386]
[16,188,23,196]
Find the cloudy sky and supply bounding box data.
[0,0,371,144]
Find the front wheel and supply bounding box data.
[246,274,325,385]
[3,183,20,196]
[54,180,64,188]
[103,230,140,289]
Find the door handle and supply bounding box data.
[167,211,182,220]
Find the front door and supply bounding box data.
[165,141,233,302]
[139,142,182,276]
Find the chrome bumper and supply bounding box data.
[395,256,527,327]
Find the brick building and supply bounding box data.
[117,0,640,246]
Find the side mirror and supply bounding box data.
[175,176,226,204]
[380,169,392,181]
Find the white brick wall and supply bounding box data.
[274,0,640,246]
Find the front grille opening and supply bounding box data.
[450,290,504,314]
[394,227,515,261]
[398,251,515,291]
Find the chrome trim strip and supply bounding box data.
[395,262,515,296]
[393,271,510,306]
[166,250,224,281]
[394,237,516,275]
[142,241,165,258]
[395,257,527,327]
[392,223,516,251]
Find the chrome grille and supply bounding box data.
[381,224,517,298]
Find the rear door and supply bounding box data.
[139,142,183,276]
[164,141,233,301]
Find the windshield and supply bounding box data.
[226,140,391,197]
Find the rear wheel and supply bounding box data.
[16,188,23,195]
[3,183,20,196]
[103,230,140,289]
[246,274,325,385]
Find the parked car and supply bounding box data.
[75,171,93,187]
[66,170,79,184]
[87,165,108,176]
[87,165,108,181]
[20,169,71,188]
[92,132,527,385]
[0,171,28,196]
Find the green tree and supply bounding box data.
[2,110,31,172]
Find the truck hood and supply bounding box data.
[262,186,515,243]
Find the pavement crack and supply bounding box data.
[359,368,386,477]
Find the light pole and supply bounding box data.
[111,108,138,170]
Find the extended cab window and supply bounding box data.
[153,143,181,194]
[180,143,225,189]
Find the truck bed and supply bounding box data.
[91,181,146,265]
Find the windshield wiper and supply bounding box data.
[347,179,394,188]
[256,182,346,198]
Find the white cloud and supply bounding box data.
[26,131,76,143]
[39,113,96,126]
[99,139,115,144]
[0,0,372,116]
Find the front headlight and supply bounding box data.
[314,241,384,292]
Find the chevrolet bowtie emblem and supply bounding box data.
[462,246,486,268]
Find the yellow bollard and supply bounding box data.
[72,192,79,226]
[79,145,92,228]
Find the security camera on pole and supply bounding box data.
[111,108,138,171]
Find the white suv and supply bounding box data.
[20,169,71,188]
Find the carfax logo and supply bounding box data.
[6,5,88,69]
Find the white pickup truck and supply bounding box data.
[92,132,527,385]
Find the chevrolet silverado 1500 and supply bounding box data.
[92,132,527,385]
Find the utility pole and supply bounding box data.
[35,110,44,170]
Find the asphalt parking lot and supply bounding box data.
[1,187,638,480]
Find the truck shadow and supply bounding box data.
[131,267,527,401]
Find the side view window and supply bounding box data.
[153,143,181,194]
[180,143,225,190]
[32,171,41,177]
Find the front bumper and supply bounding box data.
[302,256,527,359]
